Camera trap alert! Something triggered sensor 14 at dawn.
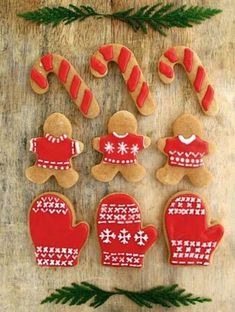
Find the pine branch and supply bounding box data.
[17,3,222,35]
[41,282,212,309]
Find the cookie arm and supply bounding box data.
[75,141,84,155]
[29,138,38,153]
[208,142,215,154]
[143,136,151,148]
[92,137,101,151]
[157,138,167,153]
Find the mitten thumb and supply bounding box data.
[138,225,158,253]
[71,222,89,250]
[205,223,224,243]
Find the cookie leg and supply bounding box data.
[156,163,185,185]
[25,166,52,184]
[54,168,79,188]
[91,163,119,182]
[187,167,213,187]
[120,164,146,182]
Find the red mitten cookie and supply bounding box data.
[29,192,89,267]
[156,113,213,187]
[92,111,151,182]
[164,192,224,266]
[97,193,158,268]
[26,113,84,188]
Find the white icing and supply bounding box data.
[178,134,196,145]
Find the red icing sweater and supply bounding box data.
[30,134,80,169]
[99,132,144,164]
[164,135,209,168]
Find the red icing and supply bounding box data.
[31,68,48,89]
[99,45,113,61]
[40,54,53,71]
[127,65,140,92]
[137,82,149,108]
[80,89,92,115]
[202,85,214,111]
[194,66,205,92]
[183,48,193,72]
[99,133,144,164]
[164,135,209,168]
[165,192,224,266]
[97,193,158,268]
[58,59,70,83]
[30,134,79,170]
[159,61,173,78]
[164,48,178,63]
[118,47,131,73]
[90,56,106,75]
[70,75,81,100]
[29,193,89,267]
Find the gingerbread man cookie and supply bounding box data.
[29,192,89,267]
[26,113,84,188]
[92,111,151,182]
[97,193,158,268]
[156,113,213,187]
[164,191,224,266]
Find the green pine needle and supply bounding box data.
[41,281,212,309]
[17,3,222,35]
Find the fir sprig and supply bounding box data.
[17,3,222,35]
[41,281,212,309]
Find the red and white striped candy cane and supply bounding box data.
[158,46,217,116]
[90,44,156,116]
[30,54,100,119]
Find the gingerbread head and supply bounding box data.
[92,111,151,182]
[156,113,213,187]
[26,113,84,188]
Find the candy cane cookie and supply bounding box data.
[30,54,100,118]
[90,44,156,116]
[158,46,217,116]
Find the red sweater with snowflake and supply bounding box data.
[99,132,144,164]
[164,135,209,168]
[30,134,80,170]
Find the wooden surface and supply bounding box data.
[0,0,234,311]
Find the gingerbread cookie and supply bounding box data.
[96,193,158,268]
[26,113,84,188]
[90,43,156,116]
[92,111,151,182]
[158,46,217,115]
[29,192,89,267]
[30,54,100,118]
[156,113,213,187]
[164,191,224,266]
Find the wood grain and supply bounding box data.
[0,0,234,311]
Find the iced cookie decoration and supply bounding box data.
[29,192,89,267]
[90,43,156,116]
[97,193,158,268]
[158,46,217,115]
[164,192,224,266]
[156,113,213,187]
[26,113,84,188]
[92,111,151,182]
[30,54,100,118]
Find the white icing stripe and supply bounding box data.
[178,134,196,145]
[112,132,129,138]
[45,133,68,143]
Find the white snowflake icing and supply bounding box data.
[134,230,148,246]
[99,229,116,243]
[117,142,129,155]
[118,229,131,244]
[104,141,115,154]
[130,144,139,156]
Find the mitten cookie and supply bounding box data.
[29,192,89,267]
[90,43,156,116]
[156,113,213,187]
[164,191,224,266]
[92,111,151,182]
[158,46,217,115]
[30,54,100,118]
[26,113,84,188]
[97,193,158,268]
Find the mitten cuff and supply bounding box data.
[34,245,79,267]
[101,251,144,268]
